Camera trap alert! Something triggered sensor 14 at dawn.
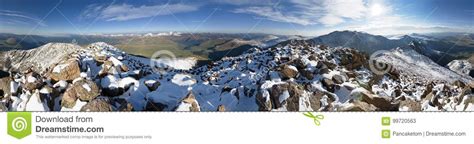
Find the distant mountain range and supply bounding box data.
[0,33,302,66]
[1,31,473,67]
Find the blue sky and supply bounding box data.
[0,0,473,36]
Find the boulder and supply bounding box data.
[102,87,123,97]
[332,75,345,84]
[74,79,100,101]
[24,72,43,91]
[175,92,200,112]
[455,87,471,105]
[399,99,421,111]
[308,91,324,111]
[145,101,167,111]
[217,105,226,112]
[25,91,50,111]
[39,85,59,110]
[112,99,133,111]
[286,83,303,111]
[100,75,123,97]
[462,95,474,111]
[0,77,11,99]
[346,71,357,78]
[120,64,129,72]
[421,83,434,100]
[94,55,107,64]
[318,45,328,50]
[359,90,398,111]
[0,102,7,111]
[268,83,302,111]
[429,94,441,108]
[387,69,400,80]
[300,69,314,80]
[308,55,318,61]
[292,58,306,69]
[243,86,255,97]
[322,61,337,70]
[129,70,144,79]
[145,80,160,91]
[61,87,78,108]
[342,100,377,111]
[280,65,298,79]
[50,59,81,81]
[340,53,351,66]
[317,63,330,74]
[342,49,366,70]
[80,99,113,112]
[393,88,402,97]
[368,75,383,91]
[270,83,289,108]
[256,90,272,111]
[98,61,113,77]
[321,78,335,92]
[452,80,465,88]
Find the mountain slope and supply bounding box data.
[311,31,400,54]
[373,47,472,83]
[310,31,470,66]
[0,43,83,73]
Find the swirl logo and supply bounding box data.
[7,112,32,139]
[11,117,28,132]
[369,50,393,75]
[290,39,296,45]
[149,50,177,71]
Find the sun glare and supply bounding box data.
[370,3,385,17]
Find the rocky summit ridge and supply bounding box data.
[0,41,472,112]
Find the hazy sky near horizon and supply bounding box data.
[0,0,473,36]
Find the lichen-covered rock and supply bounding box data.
[61,87,78,108]
[74,79,100,101]
[280,65,298,79]
[50,59,81,81]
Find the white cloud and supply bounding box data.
[81,3,199,21]
[0,10,46,26]
[318,14,345,26]
[234,7,318,25]
[233,0,368,26]
[212,0,275,6]
[322,0,366,20]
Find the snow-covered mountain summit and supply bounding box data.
[0,41,472,112]
[373,47,471,83]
